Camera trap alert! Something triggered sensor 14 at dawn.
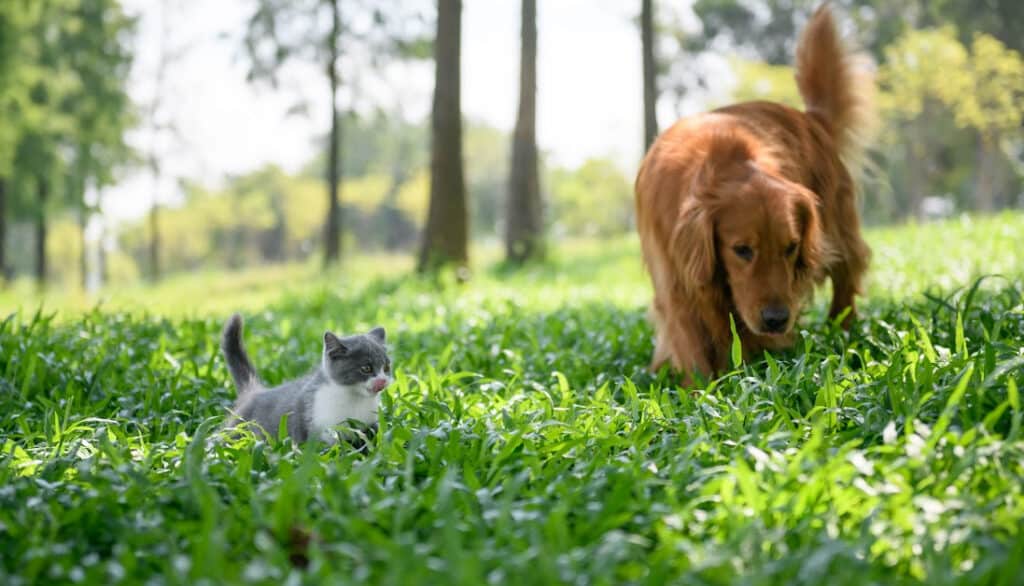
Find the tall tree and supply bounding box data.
[504,0,542,265]
[641,0,658,149]
[15,0,72,287]
[947,35,1024,212]
[146,0,169,282]
[34,176,48,284]
[877,27,966,219]
[0,2,36,283]
[0,12,17,282]
[0,177,5,280]
[880,27,1024,215]
[324,0,342,266]
[418,0,468,272]
[243,0,348,267]
[61,0,136,288]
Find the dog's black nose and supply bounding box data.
[761,306,790,333]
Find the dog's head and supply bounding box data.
[672,138,823,337]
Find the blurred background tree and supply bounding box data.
[0,0,134,289]
[640,0,658,151]
[418,0,467,273]
[505,0,543,265]
[242,0,429,268]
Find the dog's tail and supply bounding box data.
[795,5,875,164]
[221,314,260,395]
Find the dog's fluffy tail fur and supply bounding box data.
[795,5,875,164]
[221,314,260,395]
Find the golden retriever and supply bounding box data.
[635,5,874,383]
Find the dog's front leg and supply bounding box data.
[828,264,860,329]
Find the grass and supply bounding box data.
[1,212,1023,585]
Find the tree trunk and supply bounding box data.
[74,153,89,290]
[505,0,542,264]
[418,0,468,272]
[149,198,160,281]
[99,242,108,287]
[905,139,925,220]
[974,135,999,213]
[383,139,412,250]
[97,189,107,287]
[79,204,88,290]
[324,0,342,267]
[0,176,6,282]
[35,177,48,286]
[641,0,658,150]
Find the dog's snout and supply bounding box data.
[761,306,790,333]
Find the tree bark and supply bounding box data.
[505,0,542,264]
[146,0,168,283]
[79,203,88,290]
[0,177,6,282]
[974,135,999,213]
[97,189,107,287]
[641,0,659,150]
[149,195,160,281]
[35,176,48,286]
[324,0,342,267]
[418,0,468,272]
[905,138,925,220]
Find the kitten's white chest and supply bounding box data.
[309,381,379,443]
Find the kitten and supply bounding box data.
[220,314,392,444]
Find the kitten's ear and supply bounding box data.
[323,332,348,355]
[368,326,386,344]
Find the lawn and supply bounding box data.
[1,213,1023,585]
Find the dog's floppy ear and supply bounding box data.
[670,132,755,291]
[793,190,823,275]
[671,198,716,290]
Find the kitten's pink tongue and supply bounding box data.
[372,378,388,393]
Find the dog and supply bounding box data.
[635,5,874,383]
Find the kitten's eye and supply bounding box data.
[733,245,754,261]
[785,241,798,257]
[360,364,372,374]
[384,362,391,373]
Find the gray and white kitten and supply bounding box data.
[221,314,392,443]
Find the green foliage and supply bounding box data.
[952,34,1024,141]
[685,0,816,65]
[878,27,967,121]
[463,123,511,237]
[1,214,1023,584]
[0,0,135,285]
[549,158,634,237]
[110,120,639,278]
[874,26,1024,214]
[0,2,34,177]
[119,166,323,272]
[243,0,429,89]
[880,27,1024,141]
[6,0,134,187]
[728,59,803,108]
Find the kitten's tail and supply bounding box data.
[221,314,260,395]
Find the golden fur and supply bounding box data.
[635,5,874,383]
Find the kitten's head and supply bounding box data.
[322,327,392,397]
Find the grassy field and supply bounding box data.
[1,213,1023,585]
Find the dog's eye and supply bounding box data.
[360,364,372,374]
[785,242,798,256]
[732,245,754,261]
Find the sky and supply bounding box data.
[106,0,702,223]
